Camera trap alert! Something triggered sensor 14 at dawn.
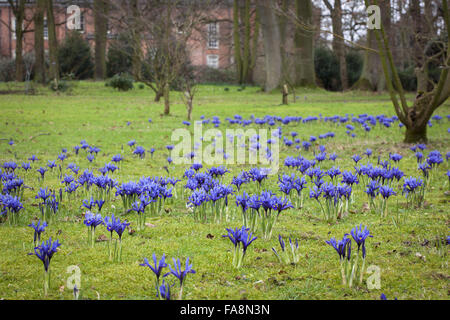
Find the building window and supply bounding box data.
[207,54,219,69]
[44,17,48,39]
[207,22,219,49]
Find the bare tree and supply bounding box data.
[323,0,348,90]
[94,0,109,80]
[109,0,220,115]
[34,0,46,84]
[365,0,450,142]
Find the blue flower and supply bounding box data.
[389,153,402,163]
[28,155,39,162]
[83,212,103,229]
[326,235,351,261]
[37,167,47,179]
[349,224,373,258]
[351,154,362,164]
[157,280,171,300]
[133,146,146,159]
[379,185,396,199]
[31,237,61,272]
[164,257,196,287]
[28,219,48,243]
[140,253,168,279]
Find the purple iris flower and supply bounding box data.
[164,257,196,287]
[140,253,168,280]
[31,237,61,272]
[28,219,48,244]
[349,224,373,258]
[326,234,351,261]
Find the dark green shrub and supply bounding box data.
[398,64,417,92]
[0,58,16,82]
[346,50,363,87]
[314,47,340,91]
[106,73,134,91]
[193,66,236,85]
[106,33,133,78]
[58,31,94,79]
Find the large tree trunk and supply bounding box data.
[94,0,108,80]
[404,124,427,143]
[241,0,251,83]
[34,0,46,84]
[258,0,282,91]
[233,0,243,83]
[46,0,59,82]
[11,0,26,82]
[130,0,142,80]
[330,0,348,90]
[294,0,316,87]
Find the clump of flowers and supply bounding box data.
[326,224,372,288]
[28,219,48,246]
[402,176,424,207]
[83,212,103,247]
[163,257,196,300]
[30,237,61,296]
[0,194,24,225]
[103,214,130,262]
[271,235,300,264]
[140,253,168,299]
[222,226,257,268]
[310,182,351,222]
[278,174,307,208]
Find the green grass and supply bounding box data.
[0,81,449,300]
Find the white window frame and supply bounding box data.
[206,54,219,69]
[207,22,219,49]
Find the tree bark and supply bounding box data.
[46,0,59,82]
[130,0,142,80]
[258,0,282,91]
[163,84,170,115]
[34,0,46,84]
[242,0,251,83]
[94,0,108,80]
[324,0,348,90]
[233,0,243,83]
[10,0,26,81]
[294,0,316,87]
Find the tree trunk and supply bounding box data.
[233,0,243,83]
[94,0,108,80]
[46,0,59,82]
[12,0,26,82]
[328,0,348,90]
[154,90,163,102]
[250,5,259,79]
[130,0,142,80]
[404,124,427,143]
[163,85,170,115]
[242,0,251,83]
[294,0,316,87]
[34,0,46,84]
[258,0,282,91]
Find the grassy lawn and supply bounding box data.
[0,81,449,300]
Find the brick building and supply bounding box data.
[0,0,237,70]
